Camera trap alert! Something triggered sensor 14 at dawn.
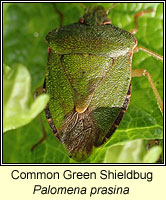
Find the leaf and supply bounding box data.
[3,64,49,132]
[3,3,163,163]
[104,139,161,163]
[3,115,69,163]
[143,146,162,163]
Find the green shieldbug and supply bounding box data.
[38,4,163,161]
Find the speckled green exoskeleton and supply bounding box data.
[44,4,163,161]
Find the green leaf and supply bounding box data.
[3,3,163,163]
[104,140,146,163]
[143,146,162,163]
[104,140,161,163]
[3,64,49,132]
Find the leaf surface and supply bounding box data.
[3,64,49,133]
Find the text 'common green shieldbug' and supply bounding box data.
[33,3,163,162]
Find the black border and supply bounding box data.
[1,1,165,166]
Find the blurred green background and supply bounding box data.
[3,3,163,163]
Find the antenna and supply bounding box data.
[80,3,87,9]
[106,3,120,15]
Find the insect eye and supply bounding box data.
[79,18,85,24]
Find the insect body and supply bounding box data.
[45,5,162,161]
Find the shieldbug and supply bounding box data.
[33,3,163,162]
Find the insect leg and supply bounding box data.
[132,69,163,114]
[31,114,47,151]
[31,84,47,151]
[33,86,43,98]
[52,3,64,27]
[129,9,154,35]
[133,46,163,62]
